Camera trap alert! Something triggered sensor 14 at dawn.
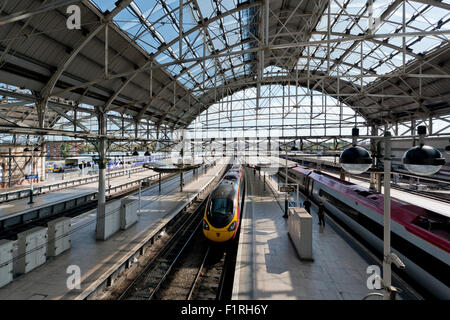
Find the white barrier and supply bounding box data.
[0,239,13,288]
[17,227,47,274]
[120,198,138,230]
[288,207,313,260]
[96,200,121,240]
[48,217,71,257]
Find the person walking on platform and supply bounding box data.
[318,201,325,227]
[303,200,311,214]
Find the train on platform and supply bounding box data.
[202,164,245,243]
[278,165,449,299]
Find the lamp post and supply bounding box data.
[126,152,130,178]
[144,149,150,164]
[132,148,139,177]
[132,148,139,167]
[340,127,445,300]
[340,129,396,300]
[382,131,392,300]
[108,158,111,195]
[24,146,40,204]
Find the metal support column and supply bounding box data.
[383,131,392,300]
[180,171,184,192]
[96,109,107,240]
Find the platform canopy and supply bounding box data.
[0,0,449,133]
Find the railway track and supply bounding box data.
[118,197,206,300]
[153,237,234,300]
[116,166,237,301]
[189,243,236,300]
[118,223,236,301]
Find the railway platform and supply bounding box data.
[0,168,166,232]
[323,171,450,218]
[0,166,147,203]
[232,168,415,300]
[0,161,226,299]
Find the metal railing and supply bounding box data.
[0,166,147,203]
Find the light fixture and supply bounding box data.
[144,149,150,156]
[339,128,372,174]
[402,126,445,176]
[132,148,139,156]
[445,140,450,155]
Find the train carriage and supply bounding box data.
[280,165,450,299]
[203,165,245,243]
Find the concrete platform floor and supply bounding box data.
[233,168,400,300]
[0,168,160,221]
[0,162,225,299]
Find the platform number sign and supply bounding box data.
[280,186,295,193]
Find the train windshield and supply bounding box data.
[211,198,233,215]
[224,174,238,181]
[208,198,234,228]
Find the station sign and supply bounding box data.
[25,174,39,180]
[280,186,295,192]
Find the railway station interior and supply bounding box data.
[0,0,448,304]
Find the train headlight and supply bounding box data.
[339,146,372,174]
[202,219,209,230]
[228,221,237,231]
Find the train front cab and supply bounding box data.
[202,210,238,243]
[203,186,240,243]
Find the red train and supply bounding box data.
[280,165,449,299]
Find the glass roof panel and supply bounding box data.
[88,0,449,97]
[90,0,119,13]
[300,0,450,86]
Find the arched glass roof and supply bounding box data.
[90,0,258,94]
[0,0,449,132]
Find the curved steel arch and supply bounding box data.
[178,73,362,128]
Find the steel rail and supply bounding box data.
[187,245,210,300]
